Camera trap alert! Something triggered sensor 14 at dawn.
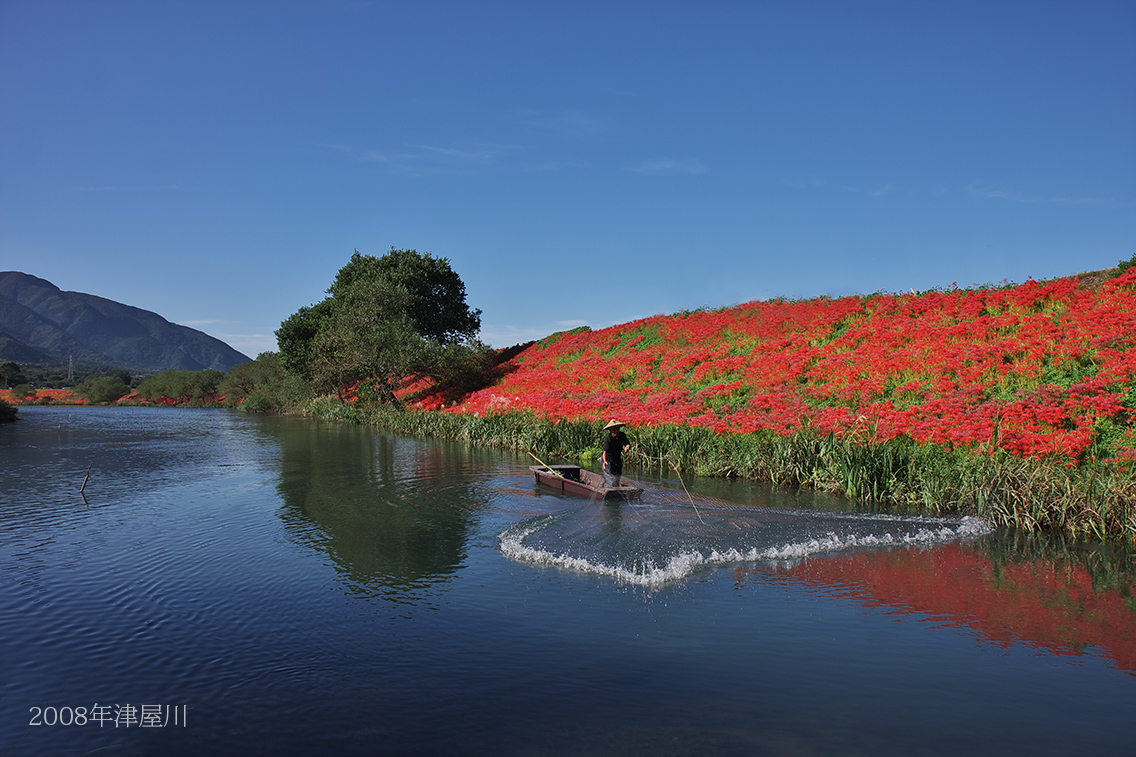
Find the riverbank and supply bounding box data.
[304,402,1134,544]
[6,373,1133,542]
[352,268,1136,543]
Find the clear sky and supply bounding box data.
[2,0,1133,357]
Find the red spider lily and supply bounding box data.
[445,270,1136,462]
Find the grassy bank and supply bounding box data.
[302,400,1136,544]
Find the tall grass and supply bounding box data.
[303,398,1136,544]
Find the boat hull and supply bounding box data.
[529,465,642,500]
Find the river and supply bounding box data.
[1,407,1133,755]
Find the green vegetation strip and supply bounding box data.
[300,401,1136,544]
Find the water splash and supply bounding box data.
[500,492,991,587]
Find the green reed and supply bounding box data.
[304,399,1136,544]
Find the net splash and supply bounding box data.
[499,498,991,588]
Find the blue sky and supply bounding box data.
[2,0,1133,357]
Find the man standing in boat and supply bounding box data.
[601,420,631,488]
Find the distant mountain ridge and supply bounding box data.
[0,272,251,372]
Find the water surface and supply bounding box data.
[2,407,1133,755]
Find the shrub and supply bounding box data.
[240,391,275,414]
[76,375,130,404]
[305,395,366,424]
[1117,253,1136,276]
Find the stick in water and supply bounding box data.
[80,464,92,505]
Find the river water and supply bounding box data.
[1,407,1133,756]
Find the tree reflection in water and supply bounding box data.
[275,421,486,609]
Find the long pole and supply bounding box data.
[528,451,564,477]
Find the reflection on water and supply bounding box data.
[274,422,485,608]
[506,471,1136,677]
[739,533,1136,676]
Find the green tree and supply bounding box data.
[106,369,132,386]
[309,279,429,402]
[219,352,280,401]
[0,361,20,389]
[329,248,481,344]
[218,351,313,412]
[10,383,34,401]
[276,298,336,379]
[77,375,130,404]
[137,369,224,405]
[0,398,16,422]
[276,249,491,407]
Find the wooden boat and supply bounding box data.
[529,464,642,500]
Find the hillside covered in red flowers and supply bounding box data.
[441,269,1136,466]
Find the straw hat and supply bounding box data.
[603,420,625,430]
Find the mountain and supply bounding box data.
[0,272,251,372]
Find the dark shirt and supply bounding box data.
[602,430,629,474]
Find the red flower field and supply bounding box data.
[445,270,1136,464]
[0,388,85,405]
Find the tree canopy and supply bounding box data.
[75,375,130,404]
[276,298,336,380]
[217,351,312,413]
[1,361,20,389]
[329,248,481,345]
[275,248,489,405]
[136,369,224,405]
